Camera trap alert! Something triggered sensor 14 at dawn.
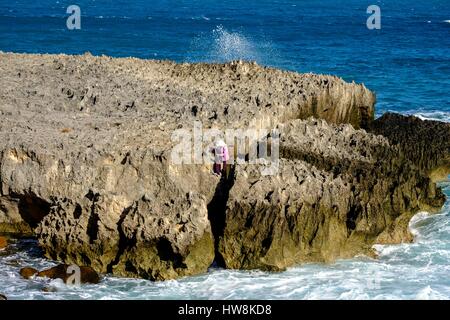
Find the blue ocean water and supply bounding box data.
[0,0,449,299]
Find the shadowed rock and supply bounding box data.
[218,119,445,270]
[370,113,450,181]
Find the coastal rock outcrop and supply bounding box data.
[0,52,447,280]
[370,113,450,182]
[36,188,214,280]
[217,119,445,270]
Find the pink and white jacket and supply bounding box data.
[215,145,230,163]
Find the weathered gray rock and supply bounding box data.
[0,52,446,279]
[217,119,445,270]
[36,187,215,280]
[0,53,376,279]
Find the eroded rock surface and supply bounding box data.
[0,52,447,279]
[218,119,445,270]
[370,113,450,181]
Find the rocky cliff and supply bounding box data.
[0,52,447,280]
[370,113,450,182]
[218,119,446,270]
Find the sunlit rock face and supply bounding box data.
[0,52,446,280]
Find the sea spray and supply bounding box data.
[187,26,278,65]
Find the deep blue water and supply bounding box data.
[0,1,449,299]
[1,0,449,118]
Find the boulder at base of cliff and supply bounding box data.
[370,113,450,179]
[36,188,215,281]
[36,264,100,284]
[19,267,38,279]
[216,119,446,271]
[0,236,7,249]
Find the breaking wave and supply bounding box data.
[413,111,450,123]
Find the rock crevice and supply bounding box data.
[207,166,236,267]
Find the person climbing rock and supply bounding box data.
[213,139,229,176]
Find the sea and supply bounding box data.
[0,0,449,299]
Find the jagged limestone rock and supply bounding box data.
[33,153,216,280]
[0,236,7,249]
[370,113,450,181]
[217,119,446,270]
[0,53,446,279]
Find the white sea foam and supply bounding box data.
[409,211,431,238]
[413,111,450,122]
[94,15,131,19]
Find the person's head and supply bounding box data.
[216,139,226,148]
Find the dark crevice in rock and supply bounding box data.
[11,193,51,229]
[191,105,198,117]
[346,204,359,231]
[80,253,92,266]
[73,204,82,219]
[261,233,273,251]
[207,165,236,268]
[125,260,137,274]
[156,237,186,269]
[85,190,100,244]
[86,212,100,244]
[106,205,134,274]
